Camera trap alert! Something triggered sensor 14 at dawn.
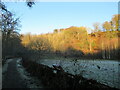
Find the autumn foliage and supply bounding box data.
[1,3,119,60]
[21,14,120,60]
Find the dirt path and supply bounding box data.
[2,59,27,88]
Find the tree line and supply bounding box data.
[1,1,119,61]
[21,14,120,60]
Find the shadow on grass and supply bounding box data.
[22,58,119,89]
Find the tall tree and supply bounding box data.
[54,29,58,33]
[102,21,112,31]
[111,14,120,31]
[0,2,22,58]
[93,22,100,32]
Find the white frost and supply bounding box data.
[16,59,43,88]
[38,59,120,89]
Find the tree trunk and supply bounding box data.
[102,40,105,59]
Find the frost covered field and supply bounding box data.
[38,59,120,89]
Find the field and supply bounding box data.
[38,59,120,89]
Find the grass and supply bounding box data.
[21,58,119,89]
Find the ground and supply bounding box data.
[2,58,120,89]
[38,59,120,89]
[2,58,43,89]
[2,59,27,88]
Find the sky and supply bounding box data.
[4,2,118,34]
